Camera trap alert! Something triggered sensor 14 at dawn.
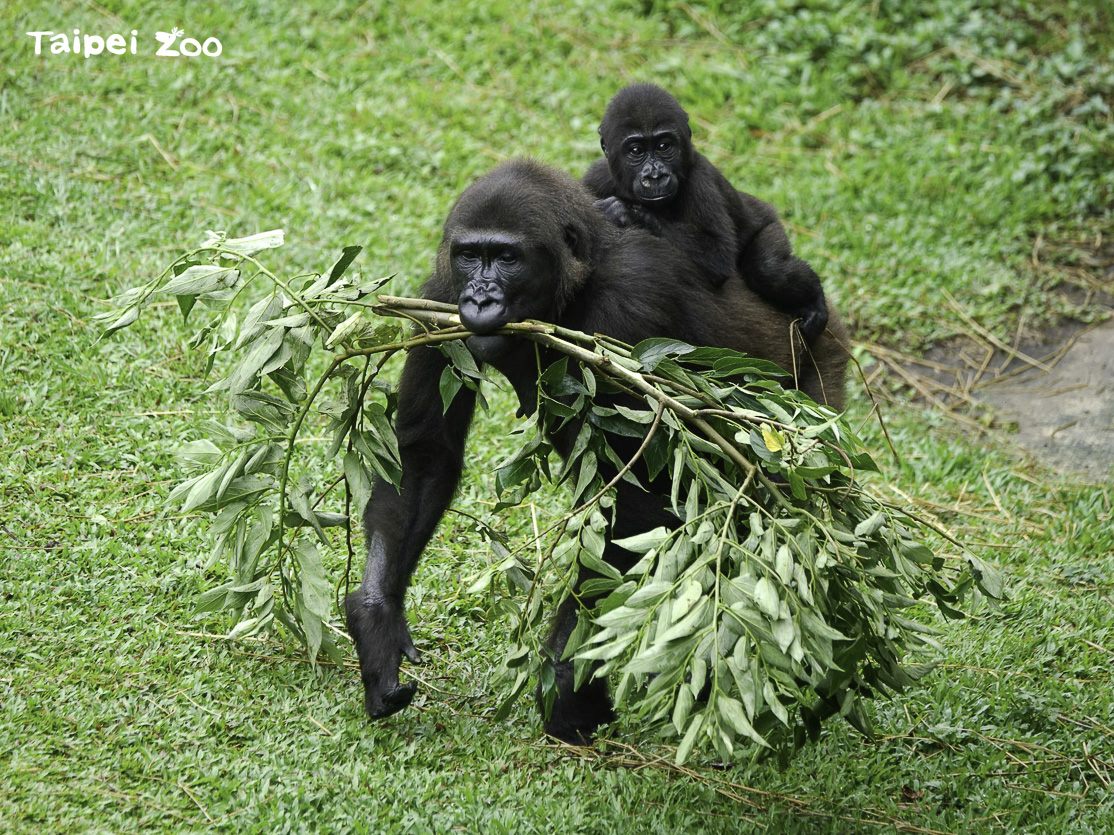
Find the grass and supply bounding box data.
[1,0,1112,831]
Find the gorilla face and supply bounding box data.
[451,230,556,359]
[441,160,594,364]
[596,83,694,207]
[618,131,683,203]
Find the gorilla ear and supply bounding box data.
[563,222,590,263]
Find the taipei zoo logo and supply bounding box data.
[27,27,223,59]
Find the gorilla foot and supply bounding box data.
[345,591,421,720]
[365,681,416,719]
[543,702,617,745]
[540,671,616,744]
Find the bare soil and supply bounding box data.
[867,242,1113,479]
[978,319,1114,478]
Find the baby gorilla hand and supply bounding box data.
[344,593,422,718]
[797,301,829,344]
[594,197,664,237]
[594,196,633,228]
[592,196,663,237]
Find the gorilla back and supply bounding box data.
[346,159,848,741]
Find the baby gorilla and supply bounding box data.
[584,83,829,343]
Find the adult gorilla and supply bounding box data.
[346,160,848,742]
[584,84,830,343]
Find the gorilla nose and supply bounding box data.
[458,288,509,335]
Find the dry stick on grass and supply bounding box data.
[942,288,1054,373]
[560,739,954,835]
[865,346,985,430]
[974,318,1104,389]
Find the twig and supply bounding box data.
[942,289,1053,373]
[177,781,215,823]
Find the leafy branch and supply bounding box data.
[98,231,1003,765]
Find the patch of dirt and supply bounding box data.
[978,320,1114,477]
[864,240,1113,478]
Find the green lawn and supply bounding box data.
[2,1,1111,831]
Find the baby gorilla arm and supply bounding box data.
[738,221,829,342]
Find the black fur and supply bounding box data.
[585,83,830,343]
[346,160,848,742]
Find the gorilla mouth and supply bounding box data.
[458,290,510,335]
[465,334,513,362]
[633,177,677,202]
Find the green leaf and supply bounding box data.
[753,577,780,619]
[675,712,704,765]
[659,597,710,643]
[295,541,331,661]
[175,294,197,320]
[343,450,373,513]
[711,355,787,377]
[194,475,272,512]
[612,527,670,554]
[775,544,793,583]
[172,439,223,465]
[325,312,369,348]
[438,366,463,413]
[440,339,482,379]
[671,579,703,623]
[967,554,1005,599]
[624,580,672,609]
[236,294,283,349]
[579,533,621,581]
[855,510,886,538]
[326,245,363,284]
[163,265,239,296]
[572,451,599,504]
[672,683,695,734]
[763,681,789,726]
[772,617,795,653]
[290,482,327,542]
[202,228,284,256]
[718,696,769,748]
[232,391,295,432]
[99,305,139,335]
[225,326,285,394]
[196,582,234,614]
[631,338,695,371]
[180,467,224,513]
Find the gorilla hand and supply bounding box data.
[594,197,663,236]
[595,196,633,228]
[797,301,829,344]
[344,593,422,718]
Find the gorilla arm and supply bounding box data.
[344,286,478,719]
[731,189,829,342]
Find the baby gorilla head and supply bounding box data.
[598,83,693,206]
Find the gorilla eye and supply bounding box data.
[626,143,646,159]
[656,140,672,152]
[498,250,518,264]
